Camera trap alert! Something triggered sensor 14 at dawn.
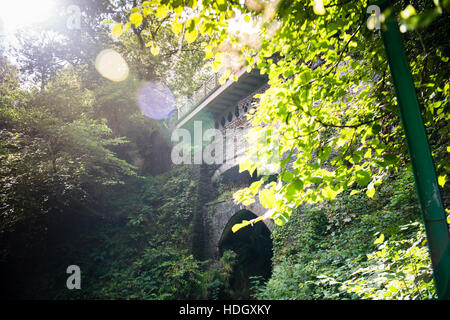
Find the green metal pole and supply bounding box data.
[371,0,450,299]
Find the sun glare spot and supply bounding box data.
[0,0,56,34]
[137,82,175,121]
[227,10,260,37]
[95,49,130,82]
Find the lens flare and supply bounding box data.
[137,82,175,120]
[95,49,129,82]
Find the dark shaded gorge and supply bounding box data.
[218,210,273,299]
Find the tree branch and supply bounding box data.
[316,115,385,129]
[323,23,363,78]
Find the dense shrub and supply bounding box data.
[256,168,445,300]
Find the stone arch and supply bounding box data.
[218,209,272,256]
[216,208,273,299]
[203,199,273,260]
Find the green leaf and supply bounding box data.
[216,0,227,11]
[232,216,264,233]
[374,233,384,244]
[111,23,124,37]
[150,45,160,56]
[171,22,183,34]
[285,178,303,201]
[438,174,447,187]
[388,285,398,293]
[259,188,276,209]
[321,185,338,200]
[232,220,250,233]
[155,5,169,19]
[355,169,371,186]
[309,176,322,184]
[130,12,143,26]
[282,170,293,182]
[205,45,214,59]
[319,146,331,161]
[366,183,375,198]
[249,180,264,195]
[370,124,381,135]
[185,29,198,44]
[299,70,312,83]
[273,212,290,226]
[143,7,152,16]
[400,5,417,19]
[200,21,215,35]
[239,158,252,174]
[382,153,398,165]
[242,198,255,206]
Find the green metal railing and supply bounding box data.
[177,72,220,120]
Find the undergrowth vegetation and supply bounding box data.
[1,0,449,301]
[254,168,448,300]
[2,165,250,300]
[2,166,203,299]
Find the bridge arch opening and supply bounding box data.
[218,209,273,299]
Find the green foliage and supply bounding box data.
[206,250,238,300]
[122,0,450,230]
[3,165,210,300]
[2,0,448,301]
[104,0,209,99]
[0,57,27,107]
[58,166,208,300]
[83,246,205,300]
[0,0,210,299]
[0,67,135,250]
[12,30,69,90]
[340,224,435,299]
[229,0,449,227]
[256,169,438,299]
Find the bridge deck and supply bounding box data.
[176,67,268,129]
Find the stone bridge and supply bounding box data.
[168,66,274,268]
[203,196,273,259]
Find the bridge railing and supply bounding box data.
[177,72,220,120]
